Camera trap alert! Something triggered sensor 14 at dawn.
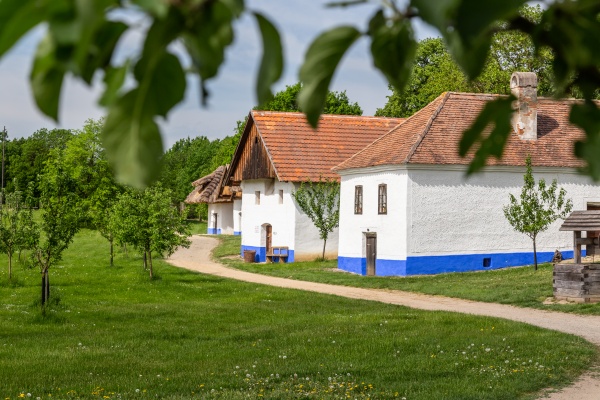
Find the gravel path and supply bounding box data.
[167,235,600,400]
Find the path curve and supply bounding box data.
[167,235,600,400]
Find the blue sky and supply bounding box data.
[0,1,436,148]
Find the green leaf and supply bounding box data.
[182,0,237,105]
[326,0,369,7]
[102,92,164,189]
[142,7,184,57]
[102,50,184,187]
[133,52,185,118]
[79,20,128,84]
[30,34,65,121]
[131,0,169,18]
[298,26,361,127]
[369,10,416,94]
[411,0,460,35]
[571,102,600,180]
[458,96,514,174]
[455,0,527,39]
[0,0,47,57]
[220,0,245,17]
[253,12,283,106]
[99,62,129,107]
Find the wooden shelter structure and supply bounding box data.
[554,211,600,303]
[559,210,600,263]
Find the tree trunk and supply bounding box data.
[8,249,12,280]
[110,238,114,267]
[41,272,45,306]
[322,239,327,260]
[148,250,153,279]
[533,237,538,271]
[41,268,50,306]
[143,251,147,270]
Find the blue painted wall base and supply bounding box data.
[234,231,241,236]
[240,245,295,263]
[207,228,221,235]
[338,250,579,276]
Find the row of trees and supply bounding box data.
[1,119,190,307]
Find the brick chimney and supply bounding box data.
[510,72,538,140]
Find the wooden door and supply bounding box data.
[366,234,376,276]
[265,224,272,254]
[213,213,218,231]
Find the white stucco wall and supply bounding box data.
[337,163,600,275]
[407,165,600,256]
[239,179,341,261]
[233,199,242,234]
[338,167,408,261]
[292,182,340,261]
[240,179,296,251]
[208,202,234,234]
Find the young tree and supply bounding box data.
[35,165,80,306]
[0,181,39,280]
[90,177,122,267]
[292,177,340,260]
[112,184,191,279]
[503,157,573,271]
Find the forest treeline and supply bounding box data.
[0,123,238,219]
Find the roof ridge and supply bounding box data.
[331,101,435,171]
[252,109,403,121]
[403,92,451,163]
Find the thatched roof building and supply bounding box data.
[185,165,240,204]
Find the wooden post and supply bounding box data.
[574,231,582,264]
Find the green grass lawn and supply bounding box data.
[184,220,207,235]
[217,236,600,315]
[0,231,596,399]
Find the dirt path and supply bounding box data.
[167,235,600,400]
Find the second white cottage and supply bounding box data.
[333,72,600,276]
[223,110,403,262]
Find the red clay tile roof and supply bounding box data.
[251,111,403,181]
[334,92,588,171]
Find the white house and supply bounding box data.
[185,165,241,235]
[223,110,403,262]
[333,72,600,276]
